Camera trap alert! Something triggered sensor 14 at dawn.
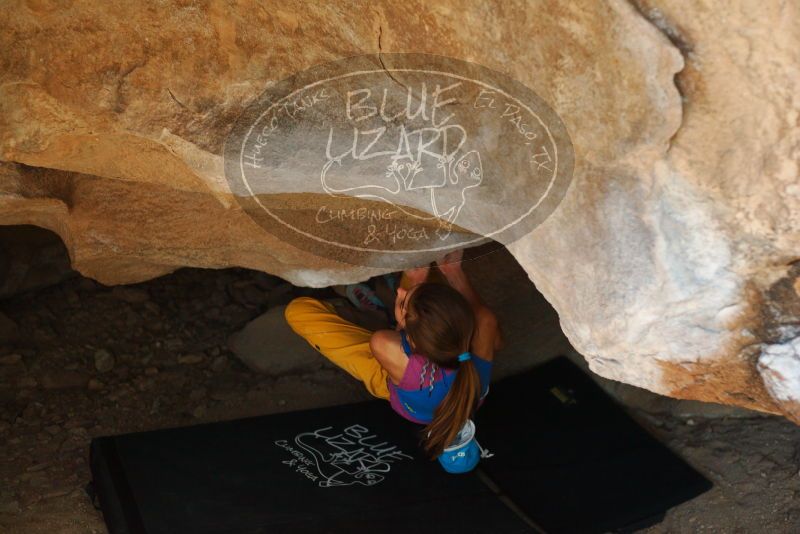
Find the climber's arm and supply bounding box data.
[369,329,408,385]
[438,259,486,312]
[436,250,505,356]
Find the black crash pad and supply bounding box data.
[474,357,712,533]
[89,357,711,533]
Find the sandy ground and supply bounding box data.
[1,262,799,533]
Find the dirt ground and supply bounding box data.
[1,266,799,533]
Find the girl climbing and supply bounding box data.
[284,249,504,460]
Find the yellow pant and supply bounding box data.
[284,269,446,400]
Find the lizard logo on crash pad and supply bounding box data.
[274,424,413,488]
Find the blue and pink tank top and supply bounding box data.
[388,329,492,425]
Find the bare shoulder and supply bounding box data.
[369,330,408,385]
[370,329,404,354]
[471,306,500,362]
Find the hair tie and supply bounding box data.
[457,352,471,362]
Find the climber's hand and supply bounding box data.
[403,265,430,286]
[436,249,464,276]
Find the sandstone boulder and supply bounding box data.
[1,1,798,421]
